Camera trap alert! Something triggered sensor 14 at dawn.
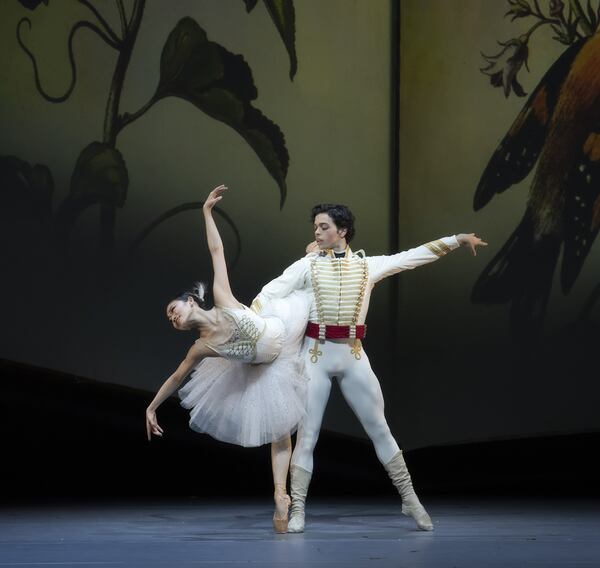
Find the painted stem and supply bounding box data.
[128,203,243,266]
[523,19,555,41]
[17,17,120,104]
[103,0,145,146]
[78,0,121,44]
[100,0,145,254]
[116,94,157,134]
[115,0,128,37]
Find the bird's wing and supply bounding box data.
[561,128,600,293]
[474,40,587,211]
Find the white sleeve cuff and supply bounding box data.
[447,235,460,250]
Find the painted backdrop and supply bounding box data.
[2,0,599,450]
[398,0,600,447]
[0,0,396,442]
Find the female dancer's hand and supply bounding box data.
[145,408,164,441]
[457,233,488,256]
[203,185,227,212]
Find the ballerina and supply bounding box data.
[145,185,310,533]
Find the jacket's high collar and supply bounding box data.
[322,245,351,258]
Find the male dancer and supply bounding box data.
[251,204,487,532]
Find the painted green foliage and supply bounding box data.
[6,0,298,259]
[152,17,289,204]
[17,0,48,9]
[55,142,128,242]
[244,0,298,80]
[0,156,53,227]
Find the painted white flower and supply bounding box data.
[481,37,529,98]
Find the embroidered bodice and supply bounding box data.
[205,306,266,363]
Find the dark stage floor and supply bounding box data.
[2,497,599,567]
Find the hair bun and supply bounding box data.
[193,282,206,303]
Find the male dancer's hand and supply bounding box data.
[457,233,488,256]
[305,241,319,254]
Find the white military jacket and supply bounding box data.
[252,236,460,326]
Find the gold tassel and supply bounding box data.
[309,340,323,363]
[351,338,362,360]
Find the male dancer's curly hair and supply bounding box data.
[311,204,356,243]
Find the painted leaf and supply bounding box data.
[70,142,128,206]
[157,20,223,93]
[156,17,288,206]
[263,0,297,79]
[18,0,48,10]
[0,155,53,225]
[586,0,597,32]
[55,142,128,238]
[243,0,259,12]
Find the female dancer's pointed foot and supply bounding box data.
[401,501,433,531]
[273,485,291,534]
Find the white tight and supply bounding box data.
[291,339,400,472]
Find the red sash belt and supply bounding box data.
[305,322,367,340]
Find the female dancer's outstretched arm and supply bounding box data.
[146,342,209,440]
[145,186,232,439]
[202,185,239,309]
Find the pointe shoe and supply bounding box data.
[273,486,291,534]
[402,501,434,531]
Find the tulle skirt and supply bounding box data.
[178,291,310,447]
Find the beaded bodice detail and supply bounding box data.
[309,251,369,325]
[206,307,265,363]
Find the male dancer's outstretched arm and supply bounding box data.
[254,233,485,308]
[368,233,485,282]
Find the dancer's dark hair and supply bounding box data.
[311,204,355,243]
[176,282,213,309]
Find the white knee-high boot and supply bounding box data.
[287,465,312,533]
[384,451,433,531]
